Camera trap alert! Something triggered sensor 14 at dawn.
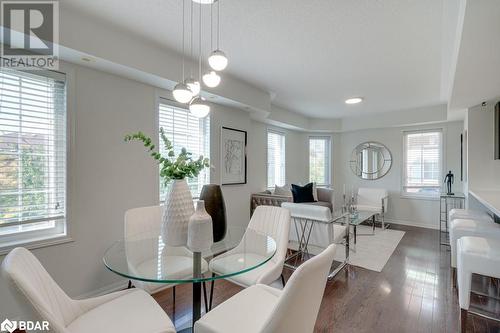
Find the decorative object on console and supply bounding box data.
[124,129,209,246]
[199,184,227,242]
[349,141,392,180]
[188,200,214,252]
[221,126,247,185]
[444,170,454,195]
[291,183,316,203]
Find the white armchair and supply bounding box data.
[195,244,337,333]
[1,247,176,333]
[357,187,389,229]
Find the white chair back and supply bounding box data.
[246,206,290,266]
[357,187,388,211]
[1,247,79,332]
[124,205,163,239]
[262,244,336,333]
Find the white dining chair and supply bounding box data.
[125,205,208,305]
[1,247,176,333]
[209,206,290,289]
[195,244,336,333]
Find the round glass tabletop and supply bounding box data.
[103,226,277,284]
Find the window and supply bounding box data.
[403,129,443,197]
[0,69,67,246]
[267,130,285,188]
[309,136,331,186]
[158,99,210,200]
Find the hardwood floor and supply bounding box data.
[153,224,500,332]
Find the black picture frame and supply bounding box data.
[220,126,247,185]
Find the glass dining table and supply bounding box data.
[103,226,276,332]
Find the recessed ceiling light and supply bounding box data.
[192,0,217,3]
[345,97,363,104]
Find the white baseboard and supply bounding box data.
[76,279,129,299]
[385,218,439,230]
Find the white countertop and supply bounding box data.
[469,190,500,217]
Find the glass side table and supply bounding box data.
[439,192,465,247]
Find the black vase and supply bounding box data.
[200,184,227,242]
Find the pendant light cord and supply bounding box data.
[181,0,185,81]
[190,0,193,77]
[217,0,220,50]
[210,2,213,52]
[199,1,202,83]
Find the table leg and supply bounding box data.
[372,215,376,234]
[192,252,202,325]
[354,225,357,244]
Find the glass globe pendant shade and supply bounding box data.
[189,96,210,118]
[208,49,228,71]
[185,78,201,96]
[173,83,193,104]
[202,71,221,88]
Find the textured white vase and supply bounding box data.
[187,200,214,252]
[161,179,195,246]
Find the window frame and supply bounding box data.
[401,128,445,199]
[266,128,286,189]
[308,135,332,187]
[157,97,210,200]
[0,68,71,253]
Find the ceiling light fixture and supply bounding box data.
[184,0,199,97]
[208,0,228,71]
[203,70,221,87]
[345,97,363,104]
[190,1,210,117]
[173,0,193,103]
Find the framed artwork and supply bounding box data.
[220,126,247,185]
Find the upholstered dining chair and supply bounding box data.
[208,206,290,308]
[195,244,336,333]
[1,247,176,333]
[124,205,208,305]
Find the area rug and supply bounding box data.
[333,225,405,272]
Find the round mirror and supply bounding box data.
[349,142,392,180]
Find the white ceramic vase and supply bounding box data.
[161,179,195,246]
[187,200,214,252]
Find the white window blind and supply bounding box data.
[309,136,331,186]
[159,99,210,199]
[403,129,443,196]
[0,69,67,239]
[267,130,286,188]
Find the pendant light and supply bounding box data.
[190,1,210,117]
[208,0,228,71]
[173,0,193,103]
[185,0,200,96]
[202,3,221,88]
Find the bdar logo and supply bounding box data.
[0,318,17,333]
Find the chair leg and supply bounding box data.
[127,280,133,289]
[452,267,457,289]
[203,282,208,313]
[209,273,215,310]
[281,274,286,287]
[460,308,467,333]
[172,286,176,305]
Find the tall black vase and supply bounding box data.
[200,184,227,242]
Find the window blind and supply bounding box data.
[403,130,442,196]
[267,130,286,188]
[158,100,210,199]
[309,136,331,186]
[0,69,66,234]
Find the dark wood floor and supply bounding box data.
[153,225,500,332]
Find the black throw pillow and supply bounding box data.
[291,183,316,203]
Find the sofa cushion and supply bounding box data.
[274,184,292,197]
[291,183,315,203]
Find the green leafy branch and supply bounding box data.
[124,128,210,183]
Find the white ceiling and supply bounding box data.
[61,0,447,119]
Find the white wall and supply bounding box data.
[0,61,308,319]
[333,121,464,229]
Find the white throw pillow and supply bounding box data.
[274,184,292,197]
